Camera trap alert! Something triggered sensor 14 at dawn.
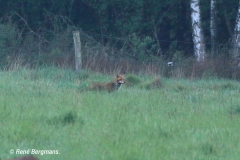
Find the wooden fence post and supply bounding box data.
[73,31,82,71]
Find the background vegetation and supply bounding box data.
[0,0,239,76]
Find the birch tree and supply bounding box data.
[210,0,216,56]
[233,0,240,58]
[190,0,206,62]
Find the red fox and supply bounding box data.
[90,75,125,92]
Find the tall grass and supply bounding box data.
[1,67,240,160]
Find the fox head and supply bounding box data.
[115,74,125,88]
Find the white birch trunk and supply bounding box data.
[190,0,206,62]
[233,0,240,57]
[210,0,216,56]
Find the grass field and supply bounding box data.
[0,67,240,160]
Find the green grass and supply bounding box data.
[1,67,240,160]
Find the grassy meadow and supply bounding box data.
[0,67,240,160]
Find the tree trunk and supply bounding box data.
[233,0,240,58]
[190,0,206,62]
[210,0,217,56]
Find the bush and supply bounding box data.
[139,77,163,89]
[125,74,142,86]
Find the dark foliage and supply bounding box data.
[0,0,239,79]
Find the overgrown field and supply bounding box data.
[1,67,240,160]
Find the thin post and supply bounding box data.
[73,31,82,71]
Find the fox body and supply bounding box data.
[91,75,125,92]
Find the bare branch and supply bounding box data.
[13,12,49,43]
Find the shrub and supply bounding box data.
[139,77,162,89]
[125,74,142,86]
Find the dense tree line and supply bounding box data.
[0,0,239,64]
